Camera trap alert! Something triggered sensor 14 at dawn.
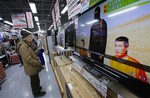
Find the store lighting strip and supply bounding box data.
[4,21,13,26]
[48,25,54,30]
[0,17,3,20]
[34,16,39,21]
[36,22,40,25]
[81,24,85,27]
[61,5,68,14]
[29,2,37,13]
[86,19,98,25]
[108,6,138,17]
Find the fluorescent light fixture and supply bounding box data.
[108,6,138,17]
[48,25,53,30]
[4,21,13,26]
[22,29,32,33]
[38,25,40,28]
[81,24,85,26]
[36,22,40,25]
[0,17,3,20]
[22,29,26,31]
[86,19,98,25]
[61,5,68,14]
[29,2,37,13]
[34,16,39,21]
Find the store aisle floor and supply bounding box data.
[0,53,61,98]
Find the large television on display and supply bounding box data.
[75,0,150,97]
[56,22,76,49]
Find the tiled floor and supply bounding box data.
[0,53,61,98]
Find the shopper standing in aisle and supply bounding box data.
[18,30,46,97]
[9,34,23,67]
[34,33,45,66]
[16,38,23,67]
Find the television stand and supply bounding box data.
[84,64,103,78]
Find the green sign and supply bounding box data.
[89,0,102,7]
[104,0,139,14]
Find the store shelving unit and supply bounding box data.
[0,62,6,89]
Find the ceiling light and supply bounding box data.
[4,21,13,26]
[61,5,68,14]
[22,29,26,31]
[108,6,138,17]
[34,16,39,21]
[86,19,98,25]
[48,25,53,30]
[81,24,85,27]
[36,22,40,25]
[29,2,37,13]
[0,17,3,20]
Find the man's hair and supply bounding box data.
[115,36,129,47]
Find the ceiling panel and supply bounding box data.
[0,0,56,32]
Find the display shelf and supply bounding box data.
[0,51,11,68]
[55,46,73,57]
[0,62,6,84]
[70,55,139,98]
[58,64,101,98]
[51,53,145,98]
[54,70,64,97]
[53,55,101,98]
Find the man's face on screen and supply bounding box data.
[115,41,127,58]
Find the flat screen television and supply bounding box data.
[57,22,76,49]
[57,27,65,47]
[65,23,76,48]
[75,0,150,97]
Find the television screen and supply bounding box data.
[65,23,76,48]
[57,27,65,47]
[76,0,150,84]
[50,29,56,45]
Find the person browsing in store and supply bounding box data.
[17,30,46,97]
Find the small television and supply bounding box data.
[57,26,65,47]
[75,0,150,97]
[65,22,76,48]
[50,29,56,45]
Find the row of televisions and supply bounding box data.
[50,0,150,97]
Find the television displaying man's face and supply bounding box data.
[115,41,128,58]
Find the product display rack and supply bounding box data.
[0,61,6,89]
[50,49,140,98]
[50,49,101,98]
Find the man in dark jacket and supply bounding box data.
[18,30,45,97]
[89,6,107,63]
